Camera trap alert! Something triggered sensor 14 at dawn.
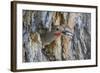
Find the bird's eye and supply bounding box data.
[56,28,59,31]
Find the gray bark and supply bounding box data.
[23,10,91,62]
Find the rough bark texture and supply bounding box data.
[23,10,91,62]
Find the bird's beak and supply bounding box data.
[54,32,62,37]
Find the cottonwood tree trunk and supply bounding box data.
[23,11,91,62]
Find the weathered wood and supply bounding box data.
[23,11,91,62]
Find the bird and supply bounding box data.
[39,25,73,47]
